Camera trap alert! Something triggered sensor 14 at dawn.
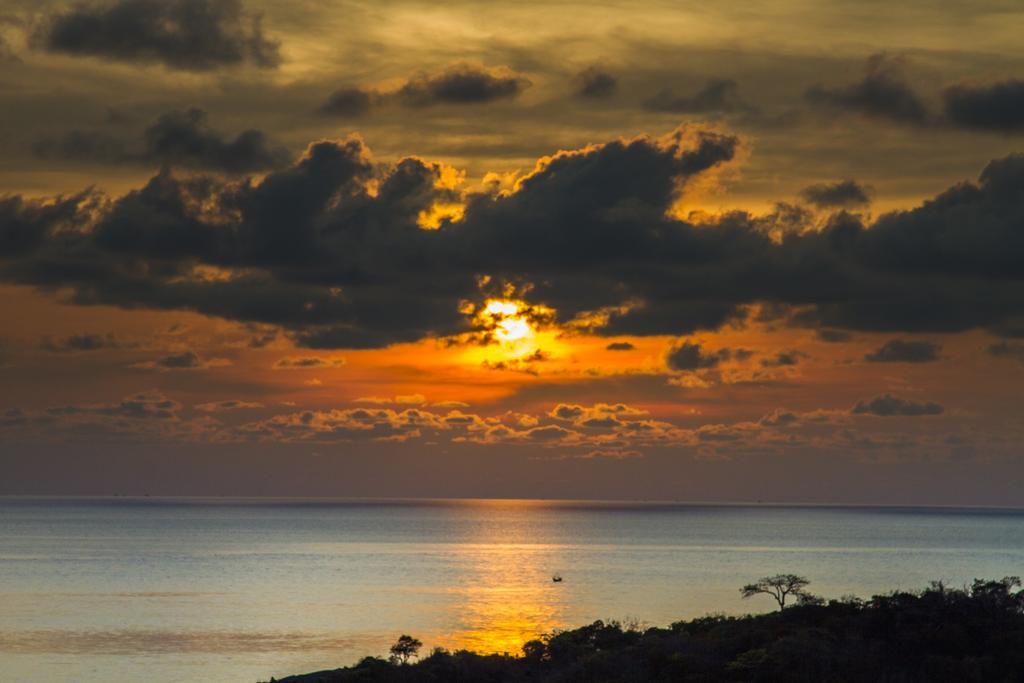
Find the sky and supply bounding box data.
[1,0,1024,504]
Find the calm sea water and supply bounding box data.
[1,498,1023,682]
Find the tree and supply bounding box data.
[741,574,811,610]
[389,634,422,664]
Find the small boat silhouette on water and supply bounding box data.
[552,574,563,583]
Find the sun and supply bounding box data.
[484,300,534,344]
[454,297,567,369]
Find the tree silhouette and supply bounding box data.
[740,574,811,610]
[389,634,422,664]
[277,577,1024,681]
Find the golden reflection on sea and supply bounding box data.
[435,539,572,655]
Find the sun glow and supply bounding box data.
[482,299,536,348]
[454,297,569,369]
[484,300,534,344]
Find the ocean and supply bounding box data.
[1,498,1022,682]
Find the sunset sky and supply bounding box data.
[2,0,1024,503]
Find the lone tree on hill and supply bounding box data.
[389,634,422,664]
[740,574,811,610]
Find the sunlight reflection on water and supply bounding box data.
[1,498,1023,682]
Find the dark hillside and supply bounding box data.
[271,577,1024,683]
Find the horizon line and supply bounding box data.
[2,494,1023,512]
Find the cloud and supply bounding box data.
[760,350,805,367]
[319,64,530,117]
[864,339,941,363]
[247,329,277,348]
[575,449,643,459]
[574,67,617,98]
[481,348,551,374]
[851,394,944,416]
[134,350,229,370]
[41,333,120,352]
[34,108,289,173]
[805,54,927,124]
[154,351,203,369]
[431,400,470,409]
[396,63,529,105]
[549,402,647,424]
[354,394,426,405]
[943,79,1024,133]
[549,404,584,420]
[160,351,202,369]
[5,126,1024,350]
[193,400,263,412]
[758,409,799,427]
[68,392,182,419]
[605,341,635,351]
[988,341,1024,363]
[238,406,451,443]
[816,329,853,343]
[800,180,873,209]
[139,108,289,172]
[0,391,967,460]
[35,0,280,71]
[273,356,346,369]
[318,88,376,117]
[644,78,751,114]
[666,340,731,371]
[32,131,127,165]
[0,392,225,443]
[0,34,18,63]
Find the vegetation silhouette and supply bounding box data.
[270,577,1024,682]
[388,635,422,665]
[740,573,813,610]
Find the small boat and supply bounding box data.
[552,574,563,583]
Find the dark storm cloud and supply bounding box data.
[644,79,750,114]
[943,80,1024,133]
[395,63,530,106]
[864,339,941,363]
[851,394,944,417]
[141,108,289,172]
[35,0,280,71]
[800,180,873,209]
[805,54,928,124]
[574,67,617,98]
[3,126,1024,348]
[33,108,289,173]
[605,341,635,351]
[0,191,94,256]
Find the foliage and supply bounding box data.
[273,577,1024,682]
[740,574,813,610]
[388,635,422,665]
